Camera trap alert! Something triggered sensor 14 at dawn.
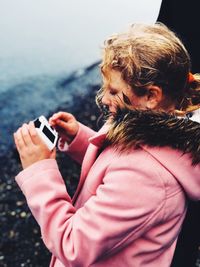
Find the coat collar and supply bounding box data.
[88,124,108,148]
[90,109,200,165]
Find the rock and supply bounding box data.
[0,62,102,266]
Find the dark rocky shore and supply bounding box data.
[0,62,200,267]
[0,63,102,267]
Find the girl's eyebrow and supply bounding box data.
[109,87,117,91]
[108,86,118,92]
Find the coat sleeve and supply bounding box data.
[15,156,166,267]
[63,122,96,164]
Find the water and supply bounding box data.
[0,0,161,91]
[0,62,101,156]
[0,0,162,154]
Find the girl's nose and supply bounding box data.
[101,91,110,106]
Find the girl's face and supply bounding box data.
[101,69,147,114]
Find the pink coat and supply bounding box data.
[15,123,200,267]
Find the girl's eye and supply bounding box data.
[109,90,118,96]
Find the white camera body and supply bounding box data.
[34,115,58,150]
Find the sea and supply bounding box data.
[0,0,161,156]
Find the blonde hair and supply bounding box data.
[96,22,200,113]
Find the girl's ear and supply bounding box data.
[145,85,163,109]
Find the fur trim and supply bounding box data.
[106,109,200,165]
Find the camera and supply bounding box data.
[33,115,58,150]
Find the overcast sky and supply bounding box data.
[0,0,162,85]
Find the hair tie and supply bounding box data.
[188,72,195,83]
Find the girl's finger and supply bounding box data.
[13,132,19,151]
[21,124,33,146]
[28,121,43,145]
[50,112,73,123]
[13,128,24,150]
[50,147,56,159]
[54,119,71,131]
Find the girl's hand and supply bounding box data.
[13,121,56,169]
[49,112,79,143]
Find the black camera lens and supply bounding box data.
[34,119,41,128]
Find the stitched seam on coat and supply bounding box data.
[96,199,166,261]
[96,154,167,260]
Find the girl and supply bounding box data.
[14,23,200,267]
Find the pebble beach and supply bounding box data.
[0,62,200,266]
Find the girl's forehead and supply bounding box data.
[102,71,132,93]
[102,72,120,88]
[102,69,121,81]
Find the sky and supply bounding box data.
[0,0,162,86]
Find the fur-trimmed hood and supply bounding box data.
[106,108,200,165]
[89,108,200,200]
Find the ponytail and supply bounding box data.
[178,73,200,113]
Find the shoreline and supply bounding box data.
[0,65,101,266]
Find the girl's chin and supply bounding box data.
[107,113,115,121]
